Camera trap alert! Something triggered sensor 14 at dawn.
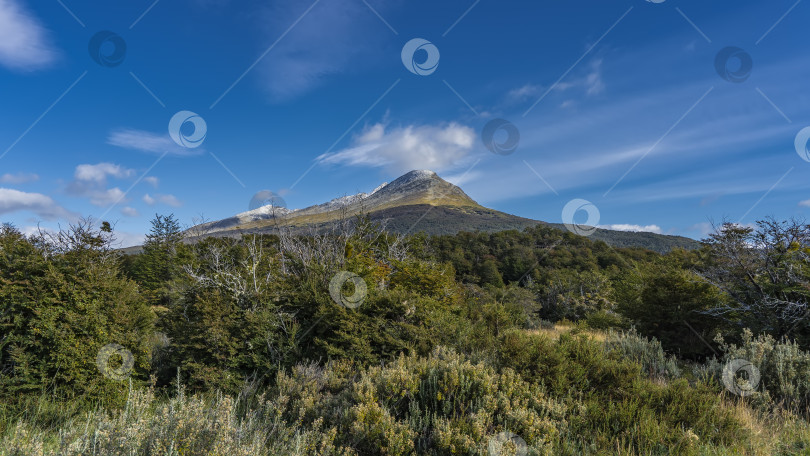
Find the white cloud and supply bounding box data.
[19,225,50,237]
[87,188,126,207]
[0,0,57,71]
[74,163,133,183]
[0,188,75,220]
[0,172,38,184]
[799,200,810,208]
[108,129,204,157]
[599,224,663,234]
[143,193,181,207]
[121,206,139,217]
[66,163,134,207]
[143,176,159,187]
[318,122,476,174]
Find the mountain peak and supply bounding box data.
[402,169,437,179]
[383,170,442,189]
[374,170,472,205]
[198,169,478,235]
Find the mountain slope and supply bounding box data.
[191,170,699,253]
[198,170,480,234]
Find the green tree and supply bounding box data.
[618,267,724,359]
[477,257,505,288]
[132,214,188,305]
[0,221,153,407]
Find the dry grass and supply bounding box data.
[720,399,810,455]
[526,322,607,342]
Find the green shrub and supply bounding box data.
[583,309,626,330]
[271,347,564,455]
[604,329,680,379]
[497,330,747,454]
[710,329,810,412]
[0,382,345,456]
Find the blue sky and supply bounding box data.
[1,0,809,246]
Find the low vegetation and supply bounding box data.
[1,215,809,454]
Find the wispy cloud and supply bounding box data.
[443,170,483,188]
[257,0,391,101]
[108,129,204,157]
[318,122,476,174]
[504,59,604,107]
[143,193,182,207]
[0,188,76,220]
[0,0,58,71]
[799,200,810,208]
[121,206,139,217]
[466,52,807,206]
[0,172,38,184]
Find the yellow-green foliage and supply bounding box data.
[3,342,810,455]
[267,347,564,455]
[497,330,749,454]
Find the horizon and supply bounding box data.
[1,0,809,246]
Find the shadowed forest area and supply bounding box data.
[1,215,810,455]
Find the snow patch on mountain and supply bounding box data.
[234,181,390,223]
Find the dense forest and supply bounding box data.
[1,215,809,455]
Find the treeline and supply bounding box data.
[422,220,810,358]
[1,215,809,454]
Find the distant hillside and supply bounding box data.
[180,170,699,254]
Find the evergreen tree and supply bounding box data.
[134,214,187,304]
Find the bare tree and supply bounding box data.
[697,217,810,338]
[184,235,276,309]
